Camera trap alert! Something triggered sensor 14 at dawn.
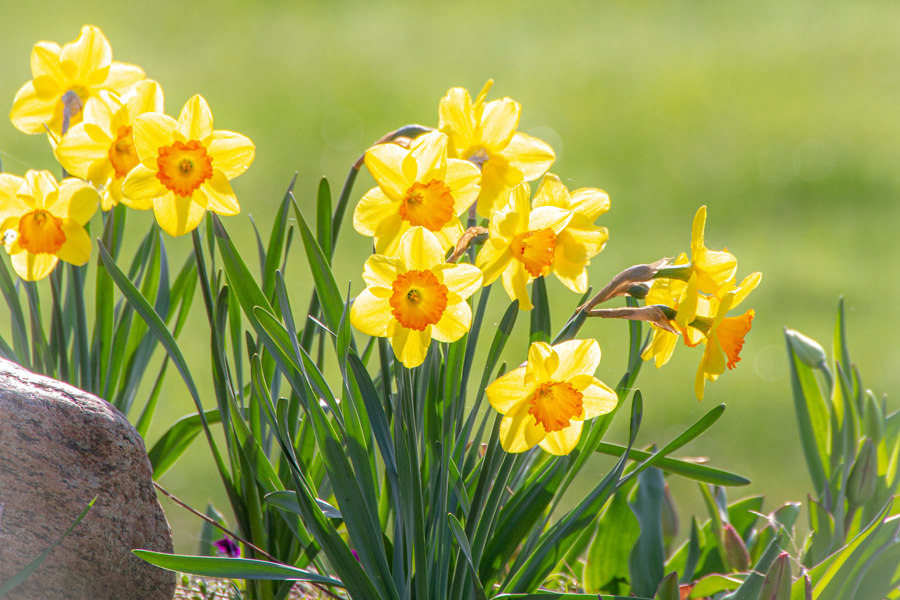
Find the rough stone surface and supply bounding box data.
[0,358,175,599]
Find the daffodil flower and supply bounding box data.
[475,182,573,311]
[692,272,761,401]
[531,174,610,293]
[486,339,617,455]
[688,205,737,295]
[350,227,482,368]
[122,95,255,236]
[354,131,480,255]
[55,81,164,211]
[0,170,98,281]
[439,81,555,218]
[10,25,145,139]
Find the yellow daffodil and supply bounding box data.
[486,339,617,455]
[475,182,573,311]
[350,227,482,368]
[693,272,761,401]
[122,95,255,236]
[10,25,145,139]
[354,131,481,255]
[0,170,98,281]
[55,81,164,211]
[641,254,693,368]
[439,81,555,218]
[531,174,610,293]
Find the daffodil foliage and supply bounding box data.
[7,25,896,600]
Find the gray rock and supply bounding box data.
[0,358,175,599]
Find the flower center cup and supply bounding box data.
[156,139,214,197]
[108,125,140,178]
[18,209,66,255]
[511,228,557,277]
[718,311,754,369]
[400,180,455,231]
[389,269,449,331]
[527,381,584,433]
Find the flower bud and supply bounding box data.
[757,552,791,600]
[864,392,884,444]
[785,329,827,369]
[847,438,877,508]
[723,523,751,573]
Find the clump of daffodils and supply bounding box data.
[2,24,254,282]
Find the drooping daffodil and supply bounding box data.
[354,131,481,255]
[0,170,98,281]
[349,227,483,368]
[486,339,617,455]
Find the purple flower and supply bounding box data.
[213,537,241,558]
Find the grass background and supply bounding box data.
[2,0,900,555]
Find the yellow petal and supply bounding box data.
[730,272,762,308]
[24,171,60,209]
[50,179,99,225]
[479,98,519,153]
[475,241,511,286]
[502,132,556,181]
[133,113,178,166]
[568,188,610,221]
[499,403,546,453]
[410,131,448,182]
[398,227,444,271]
[539,420,583,455]
[531,174,569,209]
[54,125,108,180]
[30,42,64,81]
[0,175,29,222]
[153,193,206,237]
[444,158,481,215]
[363,254,400,288]
[56,219,92,265]
[389,322,431,368]
[350,289,392,337]
[528,205,573,234]
[102,62,146,92]
[436,263,483,300]
[10,82,57,135]
[12,252,59,281]
[502,262,533,311]
[364,143,409,201]
[125,79,164,116]
[82,91,119,130]
[178,95,214,142]
[201,171,240,216]
[643,328,679,369]
[60,25,112,84]
[432,300,471,343]
[486,366,532,414]
[374,217,408,256]
[525,342,557,385]
[123,165,166,201]
[477,157,525,218]
[438,87,477,156]
[579,379,618,419]
[552,339,601,380]
[432,221,465,252]
[551,246,588,294]
[353,187,397,236]
[207,130,255,179]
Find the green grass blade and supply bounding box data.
[0,257,29,368]
[263,175,296,302]
[448,514,489,600]
[316,177,333,262]
[593,442,750,486]
[132,551,343,587]
[291,198,343,336]
[148,409,222,478]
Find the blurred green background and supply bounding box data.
[3,0,900,554]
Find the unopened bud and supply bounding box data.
[864,393,884,444]
[847,438,877,507]
[723,523,751,573]
[654,571,680,600]
[785,329,827,369]
[757,552,791,600]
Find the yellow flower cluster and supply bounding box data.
[349,82,617,454]
[2,25,254,280]
[642,206,762,401]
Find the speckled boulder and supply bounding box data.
[0,358,175,599]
